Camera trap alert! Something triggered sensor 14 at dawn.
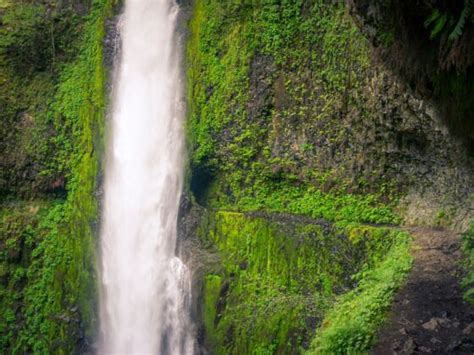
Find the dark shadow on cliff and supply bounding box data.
[348,0,474,146]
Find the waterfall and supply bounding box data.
[99,0,194,353]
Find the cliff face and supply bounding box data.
[179,206,411,353]
[348,0,474,139]
[1,0,473,353]
[187,0,474,230]
[184,0,474,353]
[0,0,116,352]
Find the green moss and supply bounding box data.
[203,274,223,349]
[234,185,398,224]
[461,222,474,305]
[0,202,52,351]
[186,0,255,170]
[187,0,399,225]
[199,212,411,354]
[308,231,412,354]
[187,2,414,352]
[0,0,97,197]
[0,0,115,352]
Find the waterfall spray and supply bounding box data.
[99,0,193,353]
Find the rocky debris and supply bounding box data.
[371,228,474,354]
[422,318,442,331]
[463,323,474,335]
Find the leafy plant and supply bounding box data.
[424,1,473,41]
[449,0,473,40]
[424,9,449,39]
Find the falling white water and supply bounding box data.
[99,0,194,354]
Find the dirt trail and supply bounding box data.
[371,227,474,354]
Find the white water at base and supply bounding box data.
[99,0,193,353]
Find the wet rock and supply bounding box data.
[56,313,71,323]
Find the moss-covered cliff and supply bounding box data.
[184,0,474,353]
[0,0,116,352]
[1,0,473,353]
[190,211,411,354]
[187,0,474,230]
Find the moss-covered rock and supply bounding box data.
[0,1,94,198]
[184,1,470,352]
[186,0,474,229]
[190,211,411,354]
[0,0,116,352]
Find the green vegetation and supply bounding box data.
[230,185,397,225]
[461,222,474,304]
[0,201,52,351]
[199,212,412,354]
[0,0,115,352]
[4,0,466,353]
[309,230,412,354]
[424,1,474,41]
[450,0,473,41]
[187,0,399,226]
[187,1,418,353]
[0,0,97,196]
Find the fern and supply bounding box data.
[449,0,473,40]
[424,9,448,39]
[424,9,442,27]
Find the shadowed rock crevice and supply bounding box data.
[347,0,474,141]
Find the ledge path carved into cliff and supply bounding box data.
[372,227,474,354]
